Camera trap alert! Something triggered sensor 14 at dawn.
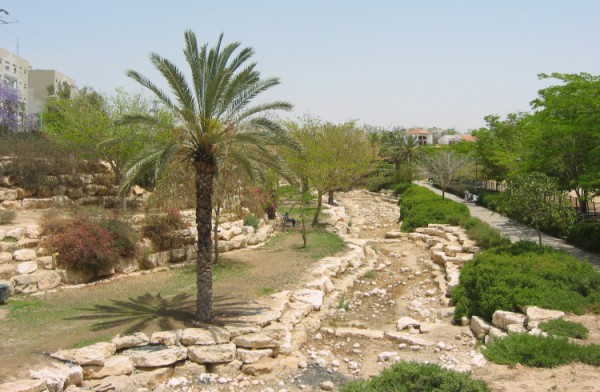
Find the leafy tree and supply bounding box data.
[472,113,528,184]
[286,118,376,225]
[495,172,577,245]
[526,73,600,212]
[419,149,470,199]
[124,31,293,322]
[42,87,172,206]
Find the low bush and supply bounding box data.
[364,174,395,192]
[399,186,469,232]
[44,215,118,272]
[476,190,500,210]
[243,214,261,230]
[539,319,589,339]
[142,208,186,250]
[0,210,16,225]
[460,216,511,249]
[567,222,600,253]
[340,361,490,392]
[483,333,600,368]
[392,182,413,195]
[452,241,600,322]
[98,218,138,258]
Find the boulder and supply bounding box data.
[396,316,420,331]
[16,260,38,275]
[223,323,261,338]
[236,348,273,364]
[384,231,404,239]
[492,310,527,330]
[0,251,11,263]
[173,361,207,378]
[305,276,334,293]
[0,188,18,201]
[10,273,42,294]
[123,346,187,368]
[142,251,170,269]
[0,379,46,392]
[150,330,182,346]
[36,256,55,269]
[231,332,280,349]
[470,316,492,339]
[51,342,117,366]
[187,343,236,364]
[21,198,53,209]
[82,355,134,380]
[24,225,42,239]
[36,270,64,291]
[0,263,16,279]
[112,333,149,350]
[524,306,565,323]
[291,288,324,311]
[29,362,83,390]
[181,327,230,346]
[13,249,36,261]
[241,357,276,376]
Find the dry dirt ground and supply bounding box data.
[2,192,600,391]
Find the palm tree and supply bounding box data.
[380,131,421,169]
[124,31,293,323]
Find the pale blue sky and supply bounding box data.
[1,1,598,131]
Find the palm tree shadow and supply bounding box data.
[67,293,270,333]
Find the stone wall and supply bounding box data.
[0,158,147,209]
[0,218,275,295]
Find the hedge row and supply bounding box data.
[452,241,600,322]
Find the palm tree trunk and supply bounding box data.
[194,159,215,323]
[213,204,221,264]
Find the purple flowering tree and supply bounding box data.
[0,82,37,132]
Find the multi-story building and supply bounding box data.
[0,47,76,117]
[27,69,76,115]
[0,47,32,109]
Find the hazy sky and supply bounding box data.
[1,1,598,131]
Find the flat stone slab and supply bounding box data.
[334,327,384,339]
[181,327,230,346]
[123,346,187,368]
[51,342,117,366]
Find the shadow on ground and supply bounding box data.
[66,293,269,333]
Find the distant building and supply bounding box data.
[438,134,477,145]
[0,47,32,109]
[27,69,76,115]
[408,128,434,146]
[0,47,76,117]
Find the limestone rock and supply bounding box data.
[10,273,42,294]
[112,332,150,350]
[0,251,12,263]
[524,306,565,323]
[335,327,384,340]
[492,310,527,330]
[13,249,36,261]
[16,260,38,275]
[384,331,434,346]
[150,330,182,346]
[123,346,187,368]
[470,316,492,339]
[36,270,64,291]
[51,342,117,366]
[305,276,334,293]
[396,316,420,331]
[0,263,16,279]
[236,348,273,364]
[291,288,324,311]
[0,379,46,392]
[241,357,276,376]
[29,362,83,391]
[181,327,230,346]
[384,231,404,239]
[187,343,236,364]
[83,355,134,380]
[173,361,207,378]
[223,323,261,338]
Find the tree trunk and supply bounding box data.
[312,191,323,226]
[537,228,543,246]
[301,214,307,248]
[328,190,335,205]
[301,177,309,194]
[213,204,221,264]
[194,158,216,323]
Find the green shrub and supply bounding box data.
[476,190,500,210]
[392,182,413,195]
[142,208,186,250]
[459,217,511,249]
[483,334,600,368]
[567,222,600,253]
[44,215,118,271]
[365,174,395,192]
[452,241,600,322]
[99,218,138,258]
[539,319,589,339]
[0,210,16,225]
[243,214,261,230]
[399,186,469,232]
[340,361,490,392]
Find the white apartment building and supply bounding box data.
[0,47,76,116]
[0,47,32,109]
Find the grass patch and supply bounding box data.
[539,319,589,339]
[212,259,251,280]
[295,229,345,260]
[8,297,47,316]
[452,241,600,322]
[340,361,490,392]
[0,210,16,225]
[483,333,600,368]
[362,270,376,280]
[257,287,277,296]
[337,295,350,310]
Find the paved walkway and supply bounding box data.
[415,181,600,268]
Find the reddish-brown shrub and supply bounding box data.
[44,216,118,271]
